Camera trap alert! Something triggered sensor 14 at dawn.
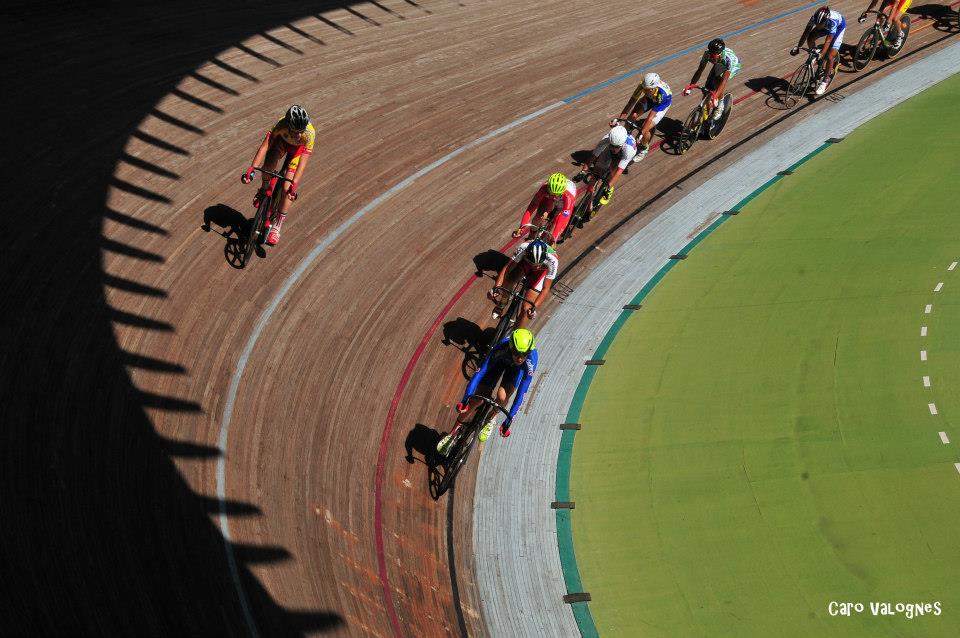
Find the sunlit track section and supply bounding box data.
[474,42,960,638]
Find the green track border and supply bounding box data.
[554,143,832,636]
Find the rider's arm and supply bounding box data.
[288,151,311,196]
[821,34,835,59]
[619,84,645,120]
[534,278,553,310]
[519,187,546,228]
[606,166,625,189]
[688,57,707,87]
[506,352,538,421]
[549,192,576,242]
[248,133,272,170]
[714,69,731,99]
[795,23,813,50]
[494,258,517,289]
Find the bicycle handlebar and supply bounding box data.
[490,285,536,310]
[253,166,296,183]
[464,394,512,421]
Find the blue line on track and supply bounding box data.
[562,0,822,103]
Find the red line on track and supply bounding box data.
[374,237,520,637]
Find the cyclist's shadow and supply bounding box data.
[657,117,685,155]
[442,317,490,379]
[403,422,448,500]
[202,203,250,269]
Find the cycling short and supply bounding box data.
[814,26,845,50]
[477,364,518,395]
[266,138,306,174]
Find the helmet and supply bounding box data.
[285,104,309,132]
[643,72,660,89]
[510,328,535,355]
[608,125,628,148]
[524,239,549,266]
[547,172,567,196]
[708,38,725,55]
[814,6,830,24]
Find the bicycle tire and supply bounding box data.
[787,61,813,102]
[706,94,732,140]
[244,196,271,266]
[886,15,909,58]
[436,404,489,494]
[853,28,879,71]
[677,105,703,154]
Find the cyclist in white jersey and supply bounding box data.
[791,6,846,95]
[578,124,636,208]
[684,38,741,121]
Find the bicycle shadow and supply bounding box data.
[403,423,450,500]
[202,203,249,269]
[745,75,793,109]
[655,117,685,155]
[909,4,960,32]
[442,317,488,379]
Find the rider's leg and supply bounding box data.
[267,155,297,246]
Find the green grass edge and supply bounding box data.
[553,142,831,636]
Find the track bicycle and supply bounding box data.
[786,46,840,105]
[487,283,536,351]
[242,166,296,267]
[435,393,511,496]
[675,85,732,155]
[559,169,610,243]
[853,9,910,71]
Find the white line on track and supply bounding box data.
[935,282,944,292]
[949,261,957,271]
[923,375,931,387]
[955,463,960,475]
[921,350,928,361]
[929,403,938,415]
[921,326,928,336]
[925,304,933,314]
[940,431,950,444]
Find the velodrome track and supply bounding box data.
[2,0,958,636]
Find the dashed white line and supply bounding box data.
[939,431,950,444]
[921,326,928,337]
[935,282,944,292]
[925,304,933,314]
[923,376,931,387]
[929,403,938,415]
[921,350,928,361]
[955,463,960,475]
[949,261,957,271]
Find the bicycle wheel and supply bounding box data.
[677,105,703,155]
[243,196,270,266]
[853,28,879,70]
[436,406,488,495]
[886,15,909,57]
[706,94,732,140]
[787,61,813,103]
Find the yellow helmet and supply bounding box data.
[547,172,567,196]
[510,328,536,354]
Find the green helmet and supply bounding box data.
[547,172,567,196]
[510,328,536,354]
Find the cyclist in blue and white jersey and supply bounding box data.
[616,72,672,163]
[578,124,636,207]
[436,329,538,455]
[791,6,846,95]
[684,38,741,121]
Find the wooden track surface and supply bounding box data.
[2,0,957,635]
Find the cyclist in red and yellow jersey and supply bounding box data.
[859,0,911,50]
[241,105,315,246]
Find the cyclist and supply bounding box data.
[577,124,636,209]
[240,104,315,246]
[488,239,558,330]
[859,0,910,50]
[790,6,846,96]
[513,172,576,243]
[436,328,538,454]
[615,72,672,163]
[683,38,741,122]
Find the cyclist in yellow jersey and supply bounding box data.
[241,105,315,246]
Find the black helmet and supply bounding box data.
[707,38,725,55]
[524,240,549,266]
[814,6,830,24]
[285,104,309,132]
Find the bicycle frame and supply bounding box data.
[242,166,297,266]
[435,393,512,495]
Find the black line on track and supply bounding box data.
[446,484,470,638]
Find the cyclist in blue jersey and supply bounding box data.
[615,72,672,163]
[684,38,741,121]
[791,6,846,95]
[436,329,538,455]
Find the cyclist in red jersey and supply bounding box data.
[512,172,577,244]
[488,239,558,330]
[240,104,315,246]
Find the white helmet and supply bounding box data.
[643,72,660,89]
[608,125,628,147]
